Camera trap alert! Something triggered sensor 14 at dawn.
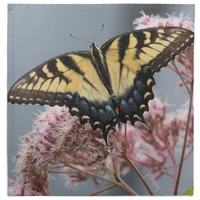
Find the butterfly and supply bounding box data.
[8,27,194,143]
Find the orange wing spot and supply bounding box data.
[115,107,119,114]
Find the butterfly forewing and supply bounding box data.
[8,51,109,106]
[101,27,194,74]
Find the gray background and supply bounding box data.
[7,4,194,196]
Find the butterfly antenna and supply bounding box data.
[93,24,104,43]
[70,34,92,44]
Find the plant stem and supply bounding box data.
[90,185,117,196]
[171,61,191,96]
[116,175,138,195]
[166,146,177,190]
[123,124,154,195]
[49,170,72,174]
[124,123,127,154]
[165,146,193,169]
[63,163,117,185]
[49,165,68,169]
[173,81,193,195]
[160,168,173,177]
[124,155,154,195]
[112,157,138,195]
[57,158,138,195]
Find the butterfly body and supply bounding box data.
[8,27,194,143]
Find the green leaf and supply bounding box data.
[184,186,193,195]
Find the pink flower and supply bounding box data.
[117,98,193,180]
[31,106,110,168]
[10,98,193,195]
[11,106,118,195]
[133,11,193,31]
[8,179,23,196]
[175,46,194,88]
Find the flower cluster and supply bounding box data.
[8,97,193,195]
[9,106,119,195]
[133,11,193,31]
[173,46,193,88]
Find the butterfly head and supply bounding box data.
[90,43,101,57]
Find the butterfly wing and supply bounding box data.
[8,27,194,143]
[101,27,194,125]
[8,51,111,104]
[102,27,194,73]
[8,51,118,132]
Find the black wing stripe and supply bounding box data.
[118,34,130,87]
[59,56,84,76]
[47,59,59,74]
[38,67,49,79]
[58,55,103,96]
[91,59,114,95]
[73,51,91,59]
[59,74,71,84]
[134,32,146,48]
[149,29,159,43]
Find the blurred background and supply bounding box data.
[7,4,194,195]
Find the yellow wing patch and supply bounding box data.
[42,64,54,78]
[105,45,137,96]
[8,53,110,105]
[40,79,52,92]
[47,77,60,93]
[101,27,194,96]
[143,31,151,44]
[79,58,109,101]
[56,79,67,93]
[128,34,138,48]
[142,47,160,58]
